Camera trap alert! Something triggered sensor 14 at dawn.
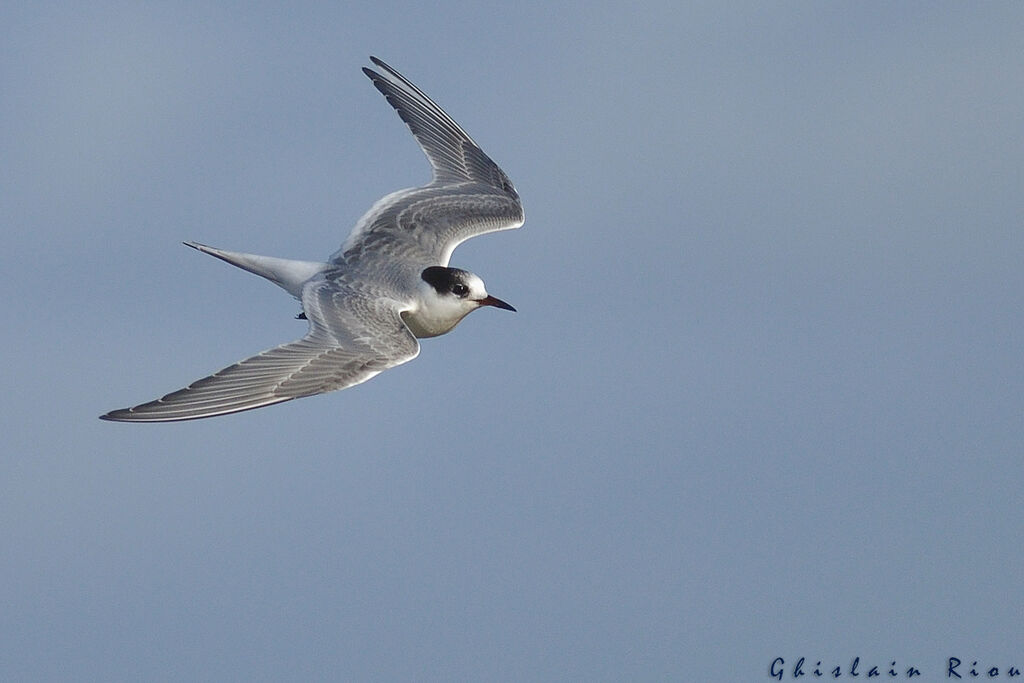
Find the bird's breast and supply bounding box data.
[400,307,471,338]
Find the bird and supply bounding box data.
[100,57,523,422]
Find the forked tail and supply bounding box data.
[184,241,328,298]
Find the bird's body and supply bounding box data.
[101,57,522,423]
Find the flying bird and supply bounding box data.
[101,57,523,422]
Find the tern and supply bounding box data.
[101,57,523,422]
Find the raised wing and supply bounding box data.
[100,280,419,422]
[364,55,513,187]
[334,57,524,267]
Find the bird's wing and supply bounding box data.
[100,279,419,422]
[333,57,524,267]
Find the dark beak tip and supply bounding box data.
[481,295,516,312]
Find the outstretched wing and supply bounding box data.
[334,57,524,267]
[100,280,419,422]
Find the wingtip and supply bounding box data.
[367,56,403,81]
[365,56,387,78]
[100,407,173,423]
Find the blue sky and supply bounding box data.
[2,2,1023,680]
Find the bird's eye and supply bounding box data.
[451,283,469,297]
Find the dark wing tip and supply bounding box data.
[364,56,395,82]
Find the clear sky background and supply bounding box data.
[2,2,1022,680]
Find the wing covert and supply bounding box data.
[334,58,524,266]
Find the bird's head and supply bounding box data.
[407,266,515,338]
[420,266,515,313]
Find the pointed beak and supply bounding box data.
[478,295,516,312]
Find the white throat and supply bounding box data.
[402,289,478,338]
